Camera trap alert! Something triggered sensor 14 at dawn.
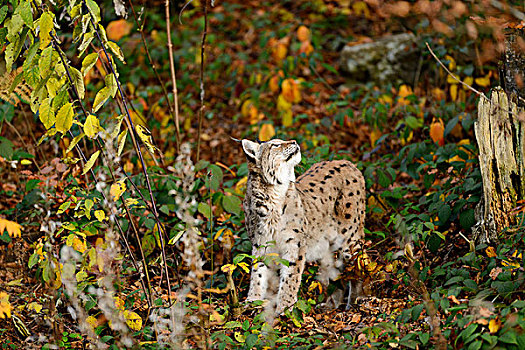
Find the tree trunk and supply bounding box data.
[473,88,525,243]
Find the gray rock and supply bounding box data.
[340,33,420,85]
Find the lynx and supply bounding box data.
[240,138,365,314]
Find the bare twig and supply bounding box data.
[426,42,490,102]
[490,0,525,21]
[196,0,208,162]
[127,0,180,154]
[165,0,182,153]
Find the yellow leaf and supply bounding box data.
[39,98,55,130]
[93,86,111,113]
[370,129,381,146]
[86,315,98,329]
[238,262,250,273]
[20,159,32,165]
[352,1,370,18]
[123,310,142,331]
[277,94,292,112]
[221,264,235,274]
[82,150,100,175]
[0,292,12,318]
[486,246,497,258]
[450,84,458,101]
[432,88,446,101]
[282,109,293,127]
[281,78,301,103]
[430,118,445,146]
[110,181,126,201]
[114,297,125,311]
[489,318,501,334]
[445,55,456,71]
[241,99,254,118]
[272,43,288,62]
[463,76,474,90]
[84,114,102,139]
[106,19,133,41]
[71,236,87,253]
[258,124,275,142]
[56,102,74,134]
[27,302,43,313]
[135,125,158,155]
[0,218,22,238]
[299,41,314,56]
[397,85,413,105]
[297,25,311,42]
[447,73,460,84]
[95,210,106,222]
[475,74,491,87]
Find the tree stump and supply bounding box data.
[473,88,525,243]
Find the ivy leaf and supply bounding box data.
[82,150,100,175]
[69,67,85,100]
[84,114,101,139]
[56,102,74,133]
[39,98,55,129]
[81,53,98,76]
[92,86,111,112]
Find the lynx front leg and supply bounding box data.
[275,243,306,315]
[247,260,271,302]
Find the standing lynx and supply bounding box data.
[240,138,365,314]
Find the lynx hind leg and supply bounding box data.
[335,184,365,260]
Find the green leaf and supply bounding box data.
[78,32,94,55]
[39,46,54,79]
[92,86,111,112]
[321,62,338,74]
[209,164,223,191]
[81,53,98,76]
[39,98,55,129]
[0,6,8,24]
[84,114,101,139]
[499,331,518,345]
[222,195,242,216]
[69,67,85,100]
[460,208,475,230]
[105,74,118,98]
[418,332,430,345]
[467,340,482,350]
[198,202,212,219]
[86,0,101,23]
[56,102,74,133]
[17,1,33,28]
[437,204,451,226]
[142,234,156,257]
[0,136,14,159]
[411,303,425,321]
[405,116,423,129]
[82,150,100,175]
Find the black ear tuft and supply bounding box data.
[241,139,259,163]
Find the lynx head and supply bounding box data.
[241,139,301,185]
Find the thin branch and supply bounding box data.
[196,0,208,162]
[82,1,175,309]
[426,42,490,102]
[165,0,182,153]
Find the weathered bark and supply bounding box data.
[473,88,525,243]
[501,29,525,103]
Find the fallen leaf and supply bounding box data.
[489,318,501,333]
[0,218,22,238]
[486,246,497,258]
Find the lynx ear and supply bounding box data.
[241,139,259,163]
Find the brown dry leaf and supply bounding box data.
[106,19,133,41]
[465,20,478,39]
[429,118,445,146]
[432,19,454,37]
[385,1,410,17]
[489,267,502,280]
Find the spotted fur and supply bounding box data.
[241,139,365,314]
